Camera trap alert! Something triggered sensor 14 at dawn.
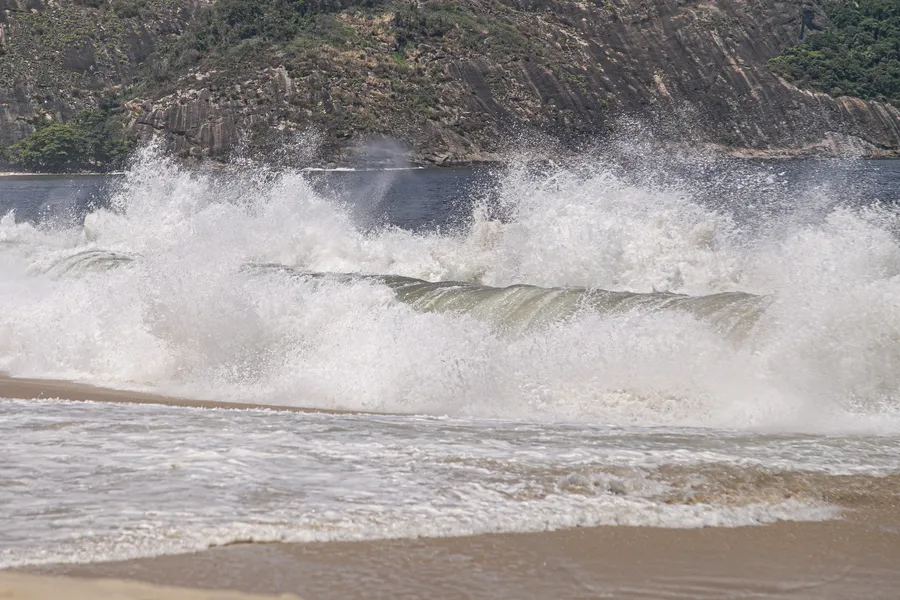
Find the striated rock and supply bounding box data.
[1,0,899,165]
[0,0,200,147]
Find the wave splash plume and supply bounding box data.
[1,145,900,431]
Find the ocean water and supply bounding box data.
[1,147,900,568]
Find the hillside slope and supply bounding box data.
[0,0,196,146]
[1,0,899,166]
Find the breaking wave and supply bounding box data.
[1,145,900,431]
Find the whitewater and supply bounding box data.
[2,146,900,568]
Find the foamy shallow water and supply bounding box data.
[5,397,900,568]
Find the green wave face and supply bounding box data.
[244,264,770,340]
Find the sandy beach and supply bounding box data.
[30,512,900,600]
[0,572,302,600]
[0,374,349,414]
[5,374,900,598]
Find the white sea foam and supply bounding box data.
[0,146,899,431]
[3,398,871,568]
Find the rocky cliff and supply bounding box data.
[0,0,197,147]
[1,0,899,166]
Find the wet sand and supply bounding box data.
[0,374,350,414]
[30,510,900,600]
[0,572,302,600]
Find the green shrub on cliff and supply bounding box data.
[11,123,90,173]
[73,107,137,170]
[150,0,540,85]
[392,2,538,58]
[157,0,386,73]
[210,0,381,44]
[769,0,900,106]
[9,108,136,173]
[111,0,149,19]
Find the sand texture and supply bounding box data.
[0,374,348,413]
[0,573,302,600]
[33,511,900,600]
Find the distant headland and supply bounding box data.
[1,0,898,172]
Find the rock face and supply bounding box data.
[1,0,899,165]
[0,0,199,146]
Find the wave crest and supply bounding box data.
[1,145,899,431]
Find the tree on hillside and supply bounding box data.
[8,105,136,173]
[73,108,137,170]
[770,0,900,106]
[12,123,90,173]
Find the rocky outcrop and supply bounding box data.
[601,0,900,156]
[1,0,899,164]
[0,0,199,146]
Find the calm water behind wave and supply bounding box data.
[2,159,898,229]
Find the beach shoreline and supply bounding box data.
[0,374,354,415]
[5,374,900,598]
[20,510,900,600]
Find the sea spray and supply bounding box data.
[0,145,899,430]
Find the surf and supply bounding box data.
[1,144,899,431]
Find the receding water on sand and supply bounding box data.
[5,395,900,569]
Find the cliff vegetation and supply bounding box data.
[770,0,900,106]
[6,105,136,172]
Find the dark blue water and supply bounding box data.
[0,159,898,229]
[0,169,491,231]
